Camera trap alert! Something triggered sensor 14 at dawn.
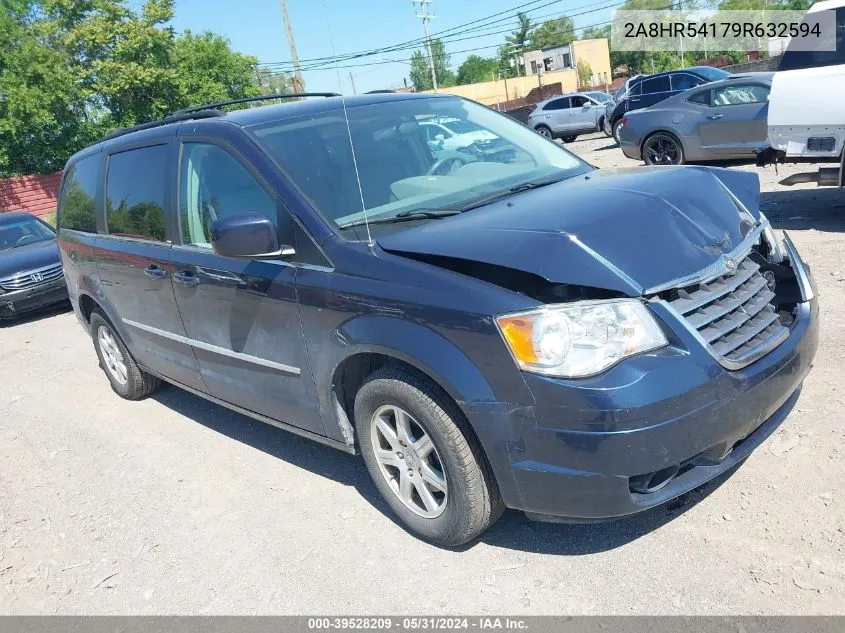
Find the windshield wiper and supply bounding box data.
[338,209,460,230]
[458,175,570,213]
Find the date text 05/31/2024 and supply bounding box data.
[624,20,821,39]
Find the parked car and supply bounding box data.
[0,211,68,320]
[606,66,733,143]
[58,92,818,546]
[527,91,613,142]
[619,74,773,165]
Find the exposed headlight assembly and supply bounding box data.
[496,299,668,378]
[759,212,784,263]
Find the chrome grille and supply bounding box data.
[665,256,788,369]
[0,263,64,291]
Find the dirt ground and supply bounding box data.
[1,134,843,615]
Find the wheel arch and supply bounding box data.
[640,128,686,163]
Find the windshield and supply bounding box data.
[0,216,55,251]
[250,96,591,237]
[692,67,732,81]
[587,92,612,103]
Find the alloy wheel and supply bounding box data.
[98,325,128,386]
[536,127,552,139]
[644,135,682,165]
[370,404,448,518]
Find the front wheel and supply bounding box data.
[602,116,613,137]
[612,119,625,144]
[355,367,503,546]
[642,132,685,165]
[562,135,578,143]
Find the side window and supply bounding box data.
[179,143,279,247]
[778,7,845,72]
[687,89,711,106]
[58,154,100,233]
[105,145,168,241]
[671,74,703,91]
[711,84,770,106]
[640,76,671,95]
[543,98,570,110]
[570,96,589,107]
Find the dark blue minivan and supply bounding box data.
[57,93,818,546]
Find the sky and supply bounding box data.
[167,0,620,95]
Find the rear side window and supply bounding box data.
[179,143,279,247]
[778,7,845,71]
[105,145,168,241]
[640,76,671,95]
[687,90,711,105]
[712,84,770,106]
[543,98,570,110]
[59,155,100,233]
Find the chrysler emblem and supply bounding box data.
[30,272,44,283]
[724,257,737,274]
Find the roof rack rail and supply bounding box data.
[172,92,340,116]
[100,109,225,142]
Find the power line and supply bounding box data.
[258,0,623,72]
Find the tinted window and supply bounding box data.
[543,98,571,110]
[105,145,168,241]
[778,7,845,71]
[712,84,770,106]
[688,89,711,105]
[0,216,55,251]
[570,96,590,107]
[179,143,279,247]
[59,155,99,233]
[671,74,703,91]
[640,76,670,94]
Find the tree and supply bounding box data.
[577,60,593,89]
[409,39,455,91]
[257,68,294,95]
[581,25,611,40]
[456,55,499,85]
[0,0,265,177]
[530,16,576,50]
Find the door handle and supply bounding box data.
[173,271,200,287]
[708,114,724,120]
[143,265,167,280]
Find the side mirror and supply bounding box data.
[210,212,294,260]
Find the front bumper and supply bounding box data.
[464,257,819,521]
[0,276,68,320]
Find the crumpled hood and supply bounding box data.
[378,166,761,297]
[0,239,60,280]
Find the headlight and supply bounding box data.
[496,299,668,378]
[759,212,784,263]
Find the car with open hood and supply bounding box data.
[57,92,818,546]
[0,211,68,320]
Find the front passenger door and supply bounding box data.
[169,140,326,435]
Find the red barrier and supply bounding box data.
[0,172,62,218]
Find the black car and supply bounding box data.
[57,93,817,546]
[607,66,733,142]
[0,211,68,320]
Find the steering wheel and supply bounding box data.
[15,234,39,246]
[427,155,466,176]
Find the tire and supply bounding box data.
[534,125,553,139]
[602,116,613,137]
[597,117,606,134]
[90,310,160,400]
[355,366,503,546]
[562,135,578,143]
[612,119,624,144]
[642,132,685,166]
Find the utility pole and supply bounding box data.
[279,0,304,93]
[412,0,438,92]
[349,72,357,95]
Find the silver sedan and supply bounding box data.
[619,74,772,165]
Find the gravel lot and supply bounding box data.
[1,134,843,615]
